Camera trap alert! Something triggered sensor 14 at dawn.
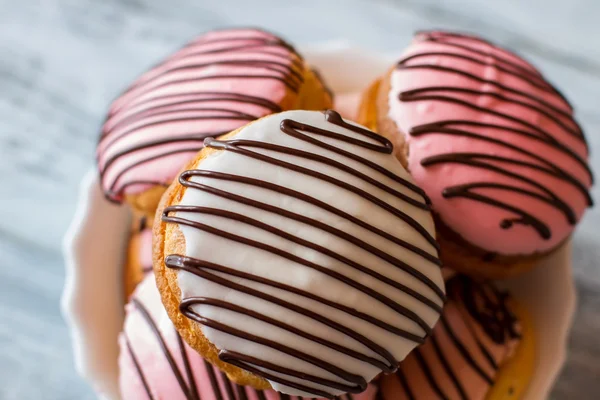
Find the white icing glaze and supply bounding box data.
[169,110,444,397]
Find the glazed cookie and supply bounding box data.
[123,213,153,299]
[379,274,534,400]
[153,110,445,397]
[98,28,332,214]
[358,30,593,279]
[120,273,381,400]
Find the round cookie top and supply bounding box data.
[120,274,381,400]
[379,275,522,400]
[98,28,304,202]
[161,109,444,397]
[388,30,593,255]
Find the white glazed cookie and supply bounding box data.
[155,109,445,398]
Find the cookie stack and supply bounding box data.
[96,28,592,400]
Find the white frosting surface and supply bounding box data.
[171,110,444,397]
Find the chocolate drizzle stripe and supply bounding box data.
[177,332,201,400]
[288,111,430,202]
[392,276,522,398]
[204,136,436,248]
[103,91,283,129]
[119,36,303,105]
[181,309,367,392]
[419,32,548,86]
[164,110,442,397]
[145,57,304,81]
[134,59,304,90]
[103,99,273,138]
[125,338,155,400]
[401,86,583,140]
[399,52,570,109]
[206,359,224,400]
[98,29,302,202]
[167,214,431,334]
[181,296,395,371]
[313,110,393,152]
[174,41,302,62]
[170,201,441,309]
[397,35,593,239]
[413,349,449,400]
[102,136,207,176]
[216,139,429,211]
[131,298,197,399]
[454,303,499,372]
[460,276,521,342]
[104,145,204,201]
[181,169,440,265]
[107,180,170,203]
[396,370,416,400]
[127,73,301,99]
[185,35,298,51]
[187,35,301,51]
[236,383,249,400]
[257,390,268,400]
[429,334,468,400]
[400,89,584,147]
[411,122,593,193]
[428,152,575,205]
[167,255,426,341]
[415,31,567,102]
[439,314,494,385]
[423,154,575,238]
[177,44,300,62]
[219,350,354,398]
[221,369,238,400]
[101,111,256,151]
[126,282,378,400]
[122,58,302,100]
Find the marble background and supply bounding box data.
[1,0,598,398]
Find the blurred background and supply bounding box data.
[1,0,599,398]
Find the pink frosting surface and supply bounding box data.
[137,228,153,275]
[119,274,380,400]
[388,31,592,254]
[380,275,521,399]
[98,28,303,201]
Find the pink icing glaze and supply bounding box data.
[379,275,521,399]
[388,31,592,255]
[98,28,304,202]
[137,228,153,275]
[119,274,380,400]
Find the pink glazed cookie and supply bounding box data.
[359,30,593,278]
[97,28,332,215]
[119,274,380,400]
[379,274,535,400]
